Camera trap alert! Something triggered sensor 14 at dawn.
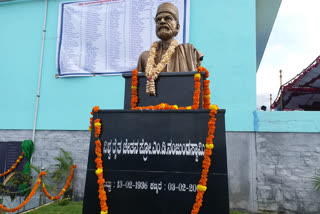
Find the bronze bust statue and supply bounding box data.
[137,2,203,95]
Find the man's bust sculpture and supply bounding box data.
[137,2,203,95]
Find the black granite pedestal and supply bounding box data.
[122,71,206,109]
[82,110,229,214]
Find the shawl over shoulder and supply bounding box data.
[137,43,204,73]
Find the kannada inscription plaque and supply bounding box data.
[83,110,229,214]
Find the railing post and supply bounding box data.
[270,94,272,111]
[280,70,283,110]
[39,167,45,206]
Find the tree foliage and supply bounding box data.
[312,172,320,191]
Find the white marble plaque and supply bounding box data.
[56,0,190,77]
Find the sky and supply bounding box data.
[256,0,320,110]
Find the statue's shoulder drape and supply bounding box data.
[137,43,204,73]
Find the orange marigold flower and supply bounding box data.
[93,106,100,113]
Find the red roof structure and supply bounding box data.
[271,55,320,110]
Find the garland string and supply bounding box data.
[130,71,202,110]
[42,165,77,200]
[91,106,108,214]
[145,39,178,95]
[0,152,24,177]
[0,172,46,213]
[0,166,77,212]
[191,108,217,214]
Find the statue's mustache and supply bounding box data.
[157,24,170,31]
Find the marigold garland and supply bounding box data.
[89,106,100,131]
[130,70,202,110]
[92,66,219,214]
[95,139,108,214]
[0,164,77,212]
[42,165,77,200]
[131,70,139,108]
[0,171,46,213]
[93,106,100,113]
[91,107,108,214]
[94,119,102,138]
[145,40,179,95]
[198,66,211,109]
[0,152,24,177]
[192,73,201,109]
[191,108,218,214]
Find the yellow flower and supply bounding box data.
[94,122,101,127]
[37,179,41,183]
[206,144,214,149]
[209,104,219,110]
[62,189,66,192]
[173,105,178,109]
[194,73,201,79]
[95,168,103,175]
[101,211,108,214]
[131,86,137,89]
[19,156,23,159]
[204,95,210,98]
[89,127,92,131]
[197,184,207,192]
[17,160,21,163]
[186,106,191,110]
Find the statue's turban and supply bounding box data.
[156,3,179,23]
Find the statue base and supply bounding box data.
[122,71,205,109]
[83,110,229,214]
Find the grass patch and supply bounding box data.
[25,201,82,214]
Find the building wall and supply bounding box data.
[0,0,256,132]
[256,132,320,214]
[2,130,320,213]
[228,131,320,214]
[255,111,320,133]
[226,132,257,212]
[0,130,90,200]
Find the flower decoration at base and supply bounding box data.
[94,115,108,214]
[94,119,102,138]
[191,108,218,214]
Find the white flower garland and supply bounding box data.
[145,39,178,95]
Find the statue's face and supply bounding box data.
[155,12,180,41]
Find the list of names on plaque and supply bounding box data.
[57,0,189,77]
